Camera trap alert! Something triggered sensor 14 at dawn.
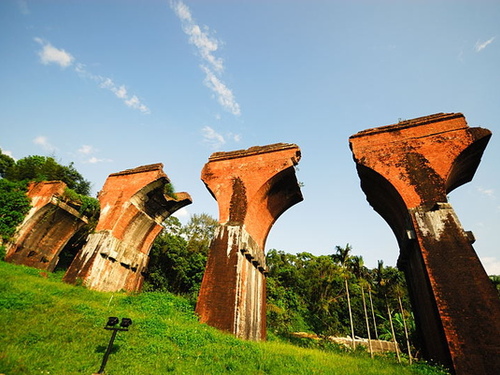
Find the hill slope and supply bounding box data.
[0,262,447,375]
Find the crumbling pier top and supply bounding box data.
[349,113,500,375]
[196,143,303,340]
[5,180,88,271]
[63,163,192,292]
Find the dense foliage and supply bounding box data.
[0,179,31,259]
[0,149,99,262]
[144,214,218,300]
[0,150,91,195]
[146,217,417,356]
[265,248,415,351]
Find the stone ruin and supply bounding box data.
[349,113,500,375]
[196,143,303,340]
[3,115,499,373]
[5,180,88,271]
[63,163,192,292]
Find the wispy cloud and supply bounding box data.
[201,126,241,150]
[171,1,241,116]
[481,256,500,275]
[0,147,16,160]
[477,186,496,199]
[78,145,94,155]
[35,38,150,114]
[474,37,495,52]
[33,136,56,152]
[202,126,226,149]
[173,207,189,219]
[96,74,151,114]
[77,144,112,164]
[34,38,74,68]
[201,66,241,116]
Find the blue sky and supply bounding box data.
[1,0,499,274]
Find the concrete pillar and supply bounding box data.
[349,113,500,375]
[196,143,303,340]
[5,181,88,271]
[63,163,192,292]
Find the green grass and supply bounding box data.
[0,262,448,375]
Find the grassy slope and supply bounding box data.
[0,262,448,375]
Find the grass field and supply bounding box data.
[0,261,448,375]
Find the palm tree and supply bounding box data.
[333,244,356,349]
[367,272,379,340]
[394,280,413,364]
[376,260,401,363]
[351,255,374,358]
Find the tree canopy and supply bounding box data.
[1,151,91,195]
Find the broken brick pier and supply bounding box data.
[63,164,192,292]
[5,181,88,271]
[196,143,303,340]
[349,113,500,375]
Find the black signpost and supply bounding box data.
[96,317,133,374]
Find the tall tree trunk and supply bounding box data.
[387,302,401,363]
[398,295,412,364]
[361,285,373,358]
[368,287,379,339]
[345,278,356,350]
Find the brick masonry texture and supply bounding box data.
[350,113,500,375]
[196,143,303,340]
[63,163,192,292]
[5,181,87,271]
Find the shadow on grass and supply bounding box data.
[95,344,121,354]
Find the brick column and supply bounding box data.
[5,181,88,271]
[349,113,500,375]
[196,143,303,340]
[63,164,192,292]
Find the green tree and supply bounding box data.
[0,180,31,258]
[4,156,91,195]
[332,244,356,348]
[490,275,500,297]
[145,213,218,301]
[0,148,15,178]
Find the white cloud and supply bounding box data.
[202,126,226,149]
[78,145,94,155]
[474,37,495,52]
[35,42,150,114]
[481,257,500,275]
[171,0,241,116]
[172,0,223,73]
[478,186,496,199]
[33,136,56,152]
[201,65,241,116]
[96,76,150,114]
[0,147,16,160]
[201,126,241,149]
[34,38,74,68]
[76,144,112,164]
[86,156,112,164]
[173,207,189,218]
